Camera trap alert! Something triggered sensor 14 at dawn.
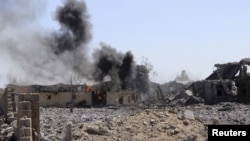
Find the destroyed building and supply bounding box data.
[3,83,135,108]
[186,58,250,104]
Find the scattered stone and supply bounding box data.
[125,126,132,131]
[212,117,220,125]
[150,119,156,125]
[167,128,180,136]
[37,102,250,141]
[85,125,109,135]
[1,124,8,128]
[174,128,180,134]
[79,123,84,129]
[183,110,195,120]
[184,134,198,141]
[0,123,14,141]
[168,108,176,114]
[65,122,72,141]
[85,126,100,135]
[178,114,184,120]
[183,120,189,126]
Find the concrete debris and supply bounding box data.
[184,134,198,141]
[212,117,220,125]
[85,125,109,135]
[158,58,250,106]
[1,58,250,141]
[185,58,250,104]
[183,110,195,120]
[64,122,72,141]
[39,107,209,141]
[0,123,14,141]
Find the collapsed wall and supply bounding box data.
[183,58,250,105]
[1,88,40,141]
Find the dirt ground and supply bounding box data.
[72,108,207,141]
[40,102,250,141]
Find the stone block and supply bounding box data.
[14,113,18,118]
[23,94,31,101]
[11,94,15,101]
[31,110,40,118]
[31,101,40,110]
[20,118,31,127]
[8,108,13,112]
[20,127,32,137]
[31,93,39,101]
[19,93,31,101]
[7,97,12,101]
[19,110,31,118]
[7,94,12,98]
[20,136,32,141]
[18,94,25,101]
[18,102,31,110]
[32,120,40,130]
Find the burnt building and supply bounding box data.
[186,58,250,104]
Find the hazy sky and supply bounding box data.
[1,0,250,86]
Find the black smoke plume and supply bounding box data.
[93,43,136,90]
[0,0,92,85]
[0,0,151,97]
[51,0,91,55]
[48,0,92,77]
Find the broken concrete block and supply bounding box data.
[183,110,195,120]
[31,93,39,101]
[20,127,32,137]
[31,110,40,118]
[19,110,32,118]
[20,137,32,141]
[18,102,31,110]
[31,101,40,110]
[65,122,72,141]
[19,118,31,127]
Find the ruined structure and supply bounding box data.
[1,88,40,140]
[186,58,250,104]
[6,83,135,107]
[0,83,135,140]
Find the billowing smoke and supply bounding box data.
[92,43,150,95]
[93,43,136,90]
[0,0,151,97]
[0,0,92,86]
[50,0,91,55]
[119,51,135,85]
[135,65,150,94]
[48,0,92,77]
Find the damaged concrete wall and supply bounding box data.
[237,78,250,103]
[6,84,135,107]
[106,92,119,106]
[122,92,135,105]
[1,90,40,141]
[39,92,92,107]
[106,92,135,106]
[17,93,40,141]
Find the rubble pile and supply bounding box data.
[40,107,134,141]
[0,123,15,141]
[39,102,250,141]
[40,107,207,141]
[179,102,250,125]
[76,108,207,141]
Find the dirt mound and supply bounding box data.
[74,108,207,141]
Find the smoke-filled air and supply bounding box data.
[0,0,150,95]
